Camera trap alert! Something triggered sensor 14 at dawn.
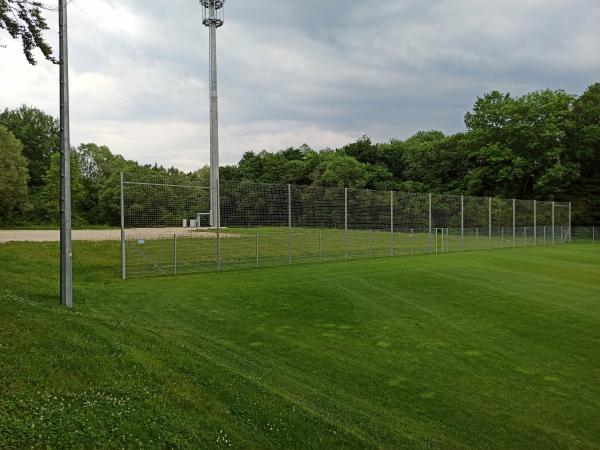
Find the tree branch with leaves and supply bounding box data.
[0,0,55,64]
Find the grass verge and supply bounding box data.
[1,242,599,448]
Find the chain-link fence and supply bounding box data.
[120,175,581,278]
[571,227,600,243]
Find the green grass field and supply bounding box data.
[1,242,599,448]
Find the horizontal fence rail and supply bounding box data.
[120,176,588,278]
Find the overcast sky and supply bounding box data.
[1,0,599,171]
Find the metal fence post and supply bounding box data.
[120,172,126,280]
[461,195,464,251]
[552,201,555,245]
[513,199,516,248]
[173,234,177,275]
[593,226,596,244]
[344,187,348,260]
[533,200,537,246]
[256,232,259,268]
[443,228,447,253]
[390,190,394,257]
[216,180,221,271]
[569,202,572,242]
[428,193,432,253]
[446,228,450,253]
[488,197,492,250]
[288,184,292,265]
[319,229,323,261]
[560,226,563,244]
[544,226,546,245]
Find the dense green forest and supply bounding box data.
[1,83,599,227]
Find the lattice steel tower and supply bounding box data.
[200,0,225,227]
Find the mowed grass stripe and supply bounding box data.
[0,242,599,448]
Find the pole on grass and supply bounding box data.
[513,199,516,248]
[533,200,537,246]
[552,201,555,245]
[202,0,223,228]
[344,188,348,260]
[173,234,177,275]
[442,229,445,253]
[560,226,563,244]
[428,193,432,253]
[390,191,394,257]
[488,197,492,250]
[59,0,72,307]
[216,180,221,271]
[256,232,259,268]
[460,195,464,252]
[569,202,572,243]
[288,184,292,265]
[446,228,450,253]
[319,229,322,262]
[120,172,126,280]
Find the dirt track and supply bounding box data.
[0,228,225,243]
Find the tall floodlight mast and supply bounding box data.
[200,0,225,228]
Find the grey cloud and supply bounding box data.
[1,0,599,171]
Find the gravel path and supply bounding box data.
[0,228,224,243]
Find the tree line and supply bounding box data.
[1,82,599,227]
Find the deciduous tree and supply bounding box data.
[0,125,29,221]
[0,106,59,187]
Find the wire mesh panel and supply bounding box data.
[219,182,289,270]
[430,194,461,253]
[121,176,579,278]
[491,198,513,249]
[554,202,571,244]
[347,188,391,259]
[291,185,345,263]
[514,199,534,247]
[123,179,213,277]
[393,192,430,255]
[572,227,598,243]
[536,201,553,246]
[221,181,288,228]
[463,196,489,251]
